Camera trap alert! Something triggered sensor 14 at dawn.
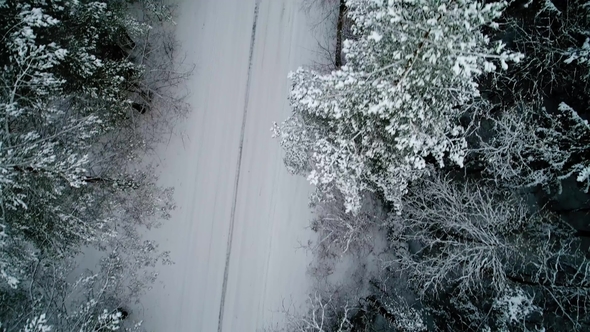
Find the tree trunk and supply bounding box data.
[335,0,347,68]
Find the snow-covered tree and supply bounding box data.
[0,0,177,273]
[281,291,355,332]
[491,286,541,332]
[389,175,530,296]
[0,0,184,330]
[308,190,386,258]
[274,0,522,214]
[389,174,590,330]
[278,287,427,332]
[0,241,163,332]
[475,100,590,193]
[483,0,590,104]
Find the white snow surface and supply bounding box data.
[134,0,329,331]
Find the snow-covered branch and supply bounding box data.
[475,101,590,193]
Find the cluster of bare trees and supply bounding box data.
[391,175,590,330]
[285,176,590,331]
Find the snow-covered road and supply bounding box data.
[136,1,326,331]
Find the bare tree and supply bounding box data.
[389,174,590,330]
[281,290,355,332]
[308,190,385,259]
[473,100,590,194]
[390,175,531,296]
[482,0,590,105]
[275,281,427,332]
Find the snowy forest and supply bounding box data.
[0,0,187,330]
[273,0,590,330]
[3,0,590,330]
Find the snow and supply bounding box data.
[133,0,329,331]
[493,287,539,327]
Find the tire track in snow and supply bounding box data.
[217,1,261,331]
